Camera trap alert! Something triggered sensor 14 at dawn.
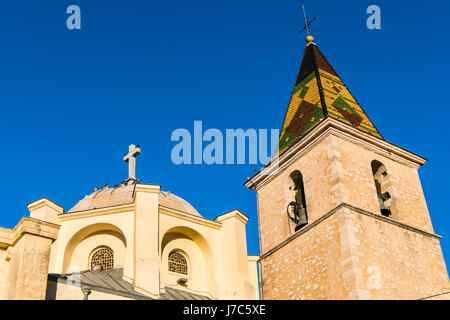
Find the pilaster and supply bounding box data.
[133,183,161,298]
[3,217,59,300]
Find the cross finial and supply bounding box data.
[299,5,316,43]
[123,144,141,180]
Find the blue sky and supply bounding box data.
[0,0,449,267]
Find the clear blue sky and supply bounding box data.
[0,0,449,266]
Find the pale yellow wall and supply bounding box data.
[0,248,7,297]
[160,211,221,298]
[247,256,259,300]
[48,210,134,275]
[28,198,63,225]
[161,235,208,296]
[216,212,254,299]
[159,209,259,300]
[69,232,126,271]
[0,227,11,298]
[4,234,52,299]
[0,217,59,300]
[1,182,258,300]
[133,184,160,298]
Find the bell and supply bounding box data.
[294,207,308,231]
[378,196,391,217]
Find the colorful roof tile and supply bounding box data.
[278,38,383,154]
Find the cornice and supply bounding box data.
[245,118,427,191]
[10,217,60,246]
[134,183,161,194]
[27,197,64,213]
[159,205,222,230]
[58,203,135,221]
[215,209,249,224]
[0,227,12,248]
[258,202,441,262]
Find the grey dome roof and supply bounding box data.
[68,180,201,217]
[158,190,201,217]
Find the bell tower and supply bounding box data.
[245,35,450,300]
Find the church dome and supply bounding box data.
[158,190,201,217]
[68,180,201,217]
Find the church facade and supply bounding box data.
[0,145,259,300]
[245,35,450,300]
[0,31,449,300]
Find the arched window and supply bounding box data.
[168,251,188,275]
[90,247,114,271]
[371,160,392,217]
[287,170,308,231]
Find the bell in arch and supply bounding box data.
[295,206,308,231]
[378,196,391,216]
[373,167,392,217]
[287,170,309,232]
[378,192,391,217]
[287,201,308,231]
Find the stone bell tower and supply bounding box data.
[245,35,450,300]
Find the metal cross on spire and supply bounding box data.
[298,4,316,42]
[123,144,141,180]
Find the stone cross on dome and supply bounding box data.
[123,144,141,180]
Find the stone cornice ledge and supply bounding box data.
[0,227,13,248]
[59,203,135,221]
[215,209,249,224]
[134,183,161,195]
[245,118,427,190]
[258,203,441,262]
[27,197,64,213]
[159,205,222,229]
[11,217,60,246]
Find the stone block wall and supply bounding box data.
[256,130,449,299]
[259,207,449,299]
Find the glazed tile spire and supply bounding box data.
[278,36,383,154]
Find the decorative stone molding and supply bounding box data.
[28,197,63,225]
[0,227,12,249]
[134,183,161,195]
[159,206,222,229]
[3,217,60,300]
[259,202,442,261]
[5,247,12,261]
[11,216,60,246]
[59,203,135,221]
[215,209,249,224]
[28,197,64,214]
[245,117,427,191]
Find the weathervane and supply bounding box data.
[299,5,316,43]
